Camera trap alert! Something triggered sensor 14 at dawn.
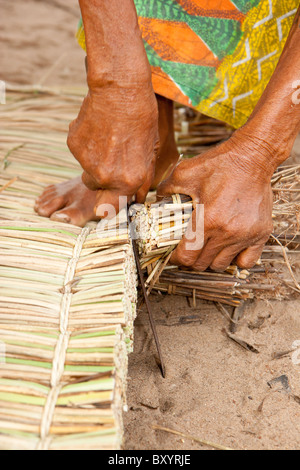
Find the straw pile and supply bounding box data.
[131,164,300,307]
[0,89,137,450]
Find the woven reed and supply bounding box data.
[0,89,137,450]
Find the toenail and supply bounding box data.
[53,213,71,223]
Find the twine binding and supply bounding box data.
[36,227,91,450]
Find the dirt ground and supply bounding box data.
[1,0,300,451]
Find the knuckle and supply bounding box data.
[174,251,195,267]
[220,221,240,240]
[122,176,138,192]
[252,224,273,244]
[193,262,208,272]
[210,262,228,272]
[238,258,256,270]
[95,166,116,188]
[93,172,107,187]
[67,133,75,154]
[67,132,80,159]
[125,171,146,191]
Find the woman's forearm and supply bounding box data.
[245,7,300,170]
[78,0,151,88]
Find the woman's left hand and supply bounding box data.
[157,130,275,271]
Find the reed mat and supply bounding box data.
[0,89,137,450]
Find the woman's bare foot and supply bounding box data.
[34,176,97,227]
[35,96,179,227]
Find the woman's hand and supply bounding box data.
[69,0,159,216]
[157,130,275,271]
[67,81,159,216]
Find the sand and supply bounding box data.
[125,296,300,450]
[1,0,300,451]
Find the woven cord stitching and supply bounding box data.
[36,226,91,450]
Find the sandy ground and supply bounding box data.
[0,0,86,87]
[1,0,300,451]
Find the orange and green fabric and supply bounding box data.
[77,0,299,128]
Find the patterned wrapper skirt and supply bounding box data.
[77,0,298,128]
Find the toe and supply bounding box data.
[36,185,56,201]
[51,204,96,227]
[35,189,58,210]
[51,207,83,227]
[35,196,65,217]
[36,188,57,204]
[50,210,72,225]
